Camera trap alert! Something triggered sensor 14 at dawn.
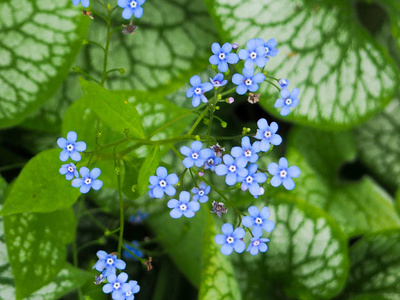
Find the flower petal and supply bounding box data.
[66,131,77,142]
[221,223,233,235]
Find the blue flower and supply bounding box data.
[148,166,178,199]
[278,78,289,88]
[247,237,270,255]
[180,141,214,169]
[215,223,246,255]
[122,280,140,300]
[123,241,144,261]
[129,211,148,224]
[242,206,275,237]
[118,0,145,19]
[256,38,278,59]
[254,118,282,152]
[210,73,228,88]
[191,182,211,203]
[232,68,265,95]
[238,39,268,69]
[59,163,79,180]
[215,154,248,186]
[72,167,103,194]
[203,152,222,171]
[72,0,89,7]
[57,131,86,162]
[231,136,260,166]
[186,75,213,107]
[167,191,200,219]
[102,272,129,299]
[268,157,300,190]
[274,88,300,116]
[209,43,239,72]
[238,164,267,198]
[93,250,126,277]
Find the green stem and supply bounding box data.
[106,68,122,74]
[264,74,280,82]
[187,107,209,135]
[0,162,26,172]
[117,165,124,258]
[76,69,101,84]
[149,110,194,138]
[264,79,281,92]
[73,198,84,300]
[86,40,106,52]
[199,176,244,226]
[101,7,112,86]
[219,87,236,97]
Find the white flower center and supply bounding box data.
[219,53,226,60]
[126,291,132,296]
[207,158,214,165]
[245,79,252,86]
[107,258,114,265]
[214,80,221,85]
[265,47,269,54]
[285,98,292,105]
[264,131,271,138]
[246,176,253,184]
[244,149,252,157]
[85,178,92,185]
[280,79,287,85]
[280,170,287,178]
[194,87,202,95]
[67,166,74,172]
[199,190,204,196]
[180,204,187,211]
[113,282,121,289]
[130,0,137,8]
[192,152,199,160]
[228,165,236,173]
[67,144,74,151]
[250,51,257,59]
[255,217,263,225]
[159,179,167,187]
[226,236,234,244]
[253,240,260,246]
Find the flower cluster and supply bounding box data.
[185,38,300,116]
[72,0,147,21]
[147,38,301,258]
[57,131,103,194]
[93,251,140,299]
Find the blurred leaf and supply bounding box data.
[80,78,145,139]
[0,1,89,128]
[355,98,400,190]
[138,146,160,196]
[198,213,241,300]
[205,0,399,129]
[87,0,217,92]
[3,208,76,299]
[233,193,349,300]
[338,229,400,299]
[286,126,400,237]
[148,206,207,288]
[0,149,81,215]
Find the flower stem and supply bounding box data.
[187,106,209,135]
[117,162,124,258]
[264,79,281,92]
[100,6,112,86]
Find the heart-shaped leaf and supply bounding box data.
[0,0,89,128]
[205,0,399,129]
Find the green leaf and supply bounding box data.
[286,126,400,237]
[355,98,400,190]
[122,157,143,200]
[233,193,349,299]
[205,0,399,129]
[80,78,145,139]
[137,146,160,196]
[148,206,207,288]
[339,229,400,299]
[198,213,241,300]
[4,208,76,299]
[0,1,89,128]
[0,149,81,215]
[87,0,217,93]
